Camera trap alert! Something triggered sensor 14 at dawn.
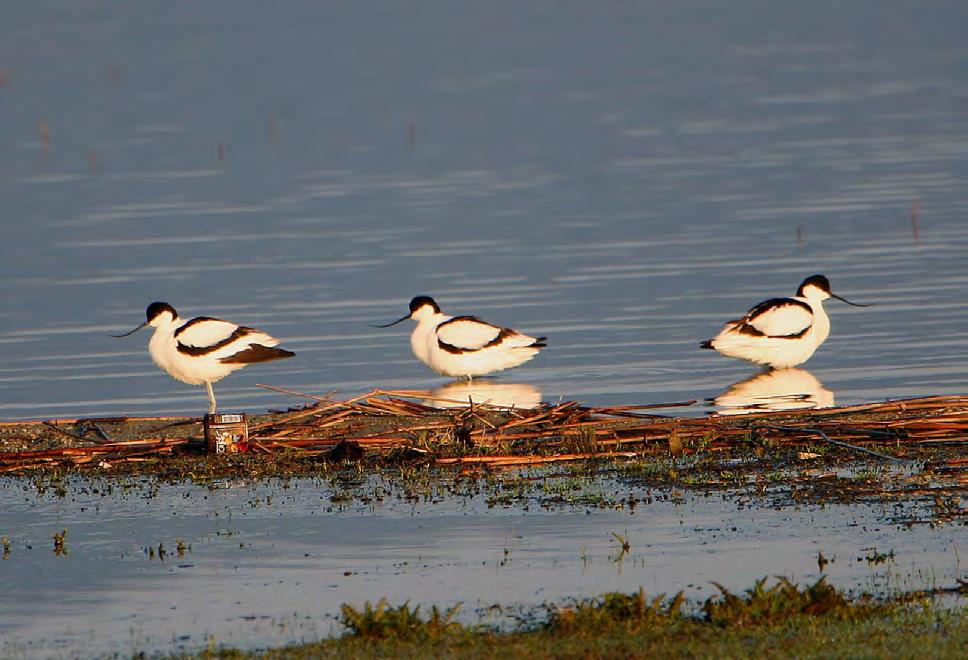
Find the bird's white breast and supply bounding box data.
[410,315,447,367]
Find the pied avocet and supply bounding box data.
[375,296,546,379]
[700,275,868,369]
[112,302,295,413]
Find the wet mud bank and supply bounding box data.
[0,391,964,515]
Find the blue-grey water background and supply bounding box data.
[1,1,967,655]
[1,1,967,419]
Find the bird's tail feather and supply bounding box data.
[220,345,295,364]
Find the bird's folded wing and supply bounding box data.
[175,317,251,348]
[740,298,813,337]
[436,316,504,351]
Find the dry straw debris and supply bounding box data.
[0,390,966,480]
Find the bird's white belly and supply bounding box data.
[427,345,527,377]
[720,333,820,368]
[149,335,238,385]
[423,336,537,377]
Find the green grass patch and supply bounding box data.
[546,588,685,633]
[189,578,966,659]
[339,599,462,641]
[704,576,866,626]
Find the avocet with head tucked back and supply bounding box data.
[375,296,546,379]
[700,275,869,369]
[113,302,295,413]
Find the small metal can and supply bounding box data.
[204,413,249,454]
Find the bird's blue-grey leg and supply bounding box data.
[205,381,217,414]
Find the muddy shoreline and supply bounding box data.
[0,392,964,524]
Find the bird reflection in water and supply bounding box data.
[423,380,542,410]
[712,368,834,416]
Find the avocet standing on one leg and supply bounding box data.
[113,302,295,413]
[375,296,546,379]
[700,275,869,369]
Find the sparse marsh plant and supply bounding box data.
[865,547,896,566]
[339,599,463,640]
[546,589,685,633]
[52,529,68,556]
[610,531,631,563]
[703,576,873,626]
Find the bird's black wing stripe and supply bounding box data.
[746,297,812,320]
[436,315,492,330]
[437,339,468,355]
[731,320,764,337]
[176,326,255,356]
[484,327,517,348]
[732,321,810,339]
[173,316,220,338]
[441,326,521,354]
[774,326,809,339]
[734,298,813,339]
[436,316,505,354]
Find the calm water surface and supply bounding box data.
[1,1,966,419]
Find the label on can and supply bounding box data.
[204,413,249,454]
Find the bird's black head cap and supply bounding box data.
[797,275,831,296]
[146,302,177,322]
[409,296,439,314]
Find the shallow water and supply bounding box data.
[0,473,961,657]
[1,1,967,420]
